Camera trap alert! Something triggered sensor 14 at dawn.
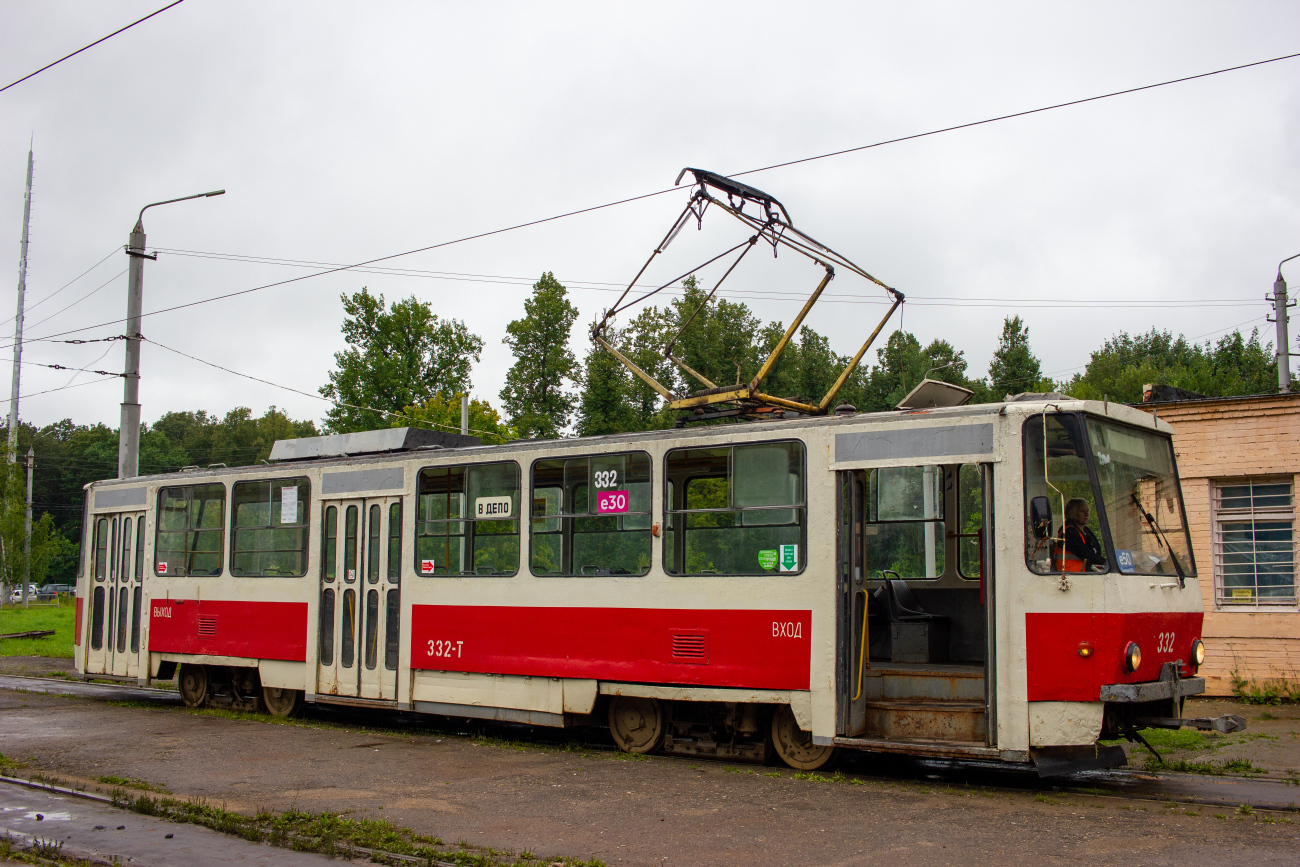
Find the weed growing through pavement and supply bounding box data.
[110,791,607,866]
[97,774,170,793]
[791,772,829,782]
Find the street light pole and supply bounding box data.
[1271,253,1299,395]
[118,189,224,479]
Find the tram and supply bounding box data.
[74,394,1239,775]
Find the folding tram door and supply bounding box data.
[84,510,146,678]
[317,496,403,700]
[835,465,997,745]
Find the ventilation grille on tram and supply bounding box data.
[671,631,708,664]
[197,616,218,638]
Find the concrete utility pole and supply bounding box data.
[21,447,32,608]
[1272,254,1299,394]
[460,393,469,436]
[118,189,224,479]
[8,147,34,461]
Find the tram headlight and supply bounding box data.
[1124,641,1142,673]
[1191,638,1206,667]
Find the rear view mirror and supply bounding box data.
[1030,496,1052,540]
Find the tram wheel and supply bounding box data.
[178,664,208,708]
[262,686,303,718]
[608,696,666,754]
[770,705,834,771]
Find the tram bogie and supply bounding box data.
[75,397,1241,775]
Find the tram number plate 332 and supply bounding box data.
[428,639,464,659]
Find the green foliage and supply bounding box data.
[668,276,762,392]
[576,327,641,437]
[1063,328,1278,403]
[500,273,580,439]
[985,315,1053,399]
[321,287,484,433]
[0,441,65,597]
[396,393,514,444]
[1230,671,1300,704]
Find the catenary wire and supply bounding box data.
[142,337,502,439]
[0,247,120,332]
[13,48,1300,348]
[148,248,1263,308]
[0,1,186,94]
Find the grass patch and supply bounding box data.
[97,774,170,793]
[1131,728,1214,751]
[610,751,649,761]
[0,597,75,658]
[1231,671,1300,705]
[1144,755,1265,775]
[0,751,28,773]
[111,791,606,866]
[791,772,829,782]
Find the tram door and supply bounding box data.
[85,511,146,678]
[317,497,403,700]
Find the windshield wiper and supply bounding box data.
[1130,491,1186,589]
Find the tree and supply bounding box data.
[1062,327,1277,403]
[985,315,1052,400]
[668,276,761,392]
[500,273,580,439]
[396,393,514,445]
[0,442,62,604]
[321,287,483,432]
[576,326,640,437]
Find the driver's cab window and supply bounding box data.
[1023,414,1107,574]
[864,465,945,580]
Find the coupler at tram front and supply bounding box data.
[1033,660,1246,777]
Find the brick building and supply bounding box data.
[1134,390,1299,695]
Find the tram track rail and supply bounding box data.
[4,673,1297,815]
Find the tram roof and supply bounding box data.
[87,396,1166,489]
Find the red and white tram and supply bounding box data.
[74,396,1236,774]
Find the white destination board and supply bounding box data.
[475,495,513,519]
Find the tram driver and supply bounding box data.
[1061,497,1106,572]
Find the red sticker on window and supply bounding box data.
[157,562,167,574]
[421,559,435,574]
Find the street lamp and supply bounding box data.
[1272,253,1299,395]
[118,189,225,479]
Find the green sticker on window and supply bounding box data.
[757,549,778,570]
[779,544,799,572]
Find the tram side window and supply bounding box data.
[155,484,226,577]
[957,464,984,580]
[93,517,108,581]
[664,441,806,576]
[1023,414,1106,574]
[230,478,311,577]
[864,465,946,580]
[531,452,652,577]
[416,461,520,576]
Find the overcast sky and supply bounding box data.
[1,1,1297,433]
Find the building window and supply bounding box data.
[1213,479,1296,607]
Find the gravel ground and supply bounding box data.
[1,680,1298,867]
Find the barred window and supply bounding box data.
[155,484,225,577]
[1213,479,1296,607]
[230,478,310,577]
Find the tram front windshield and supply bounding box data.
[1086,418,1194,577]
[1023,413,1194,577]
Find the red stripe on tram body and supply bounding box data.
[1025,611,1204,702]
[410,605,813,690]
[148,599,308,662]
[74,596,84,646]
